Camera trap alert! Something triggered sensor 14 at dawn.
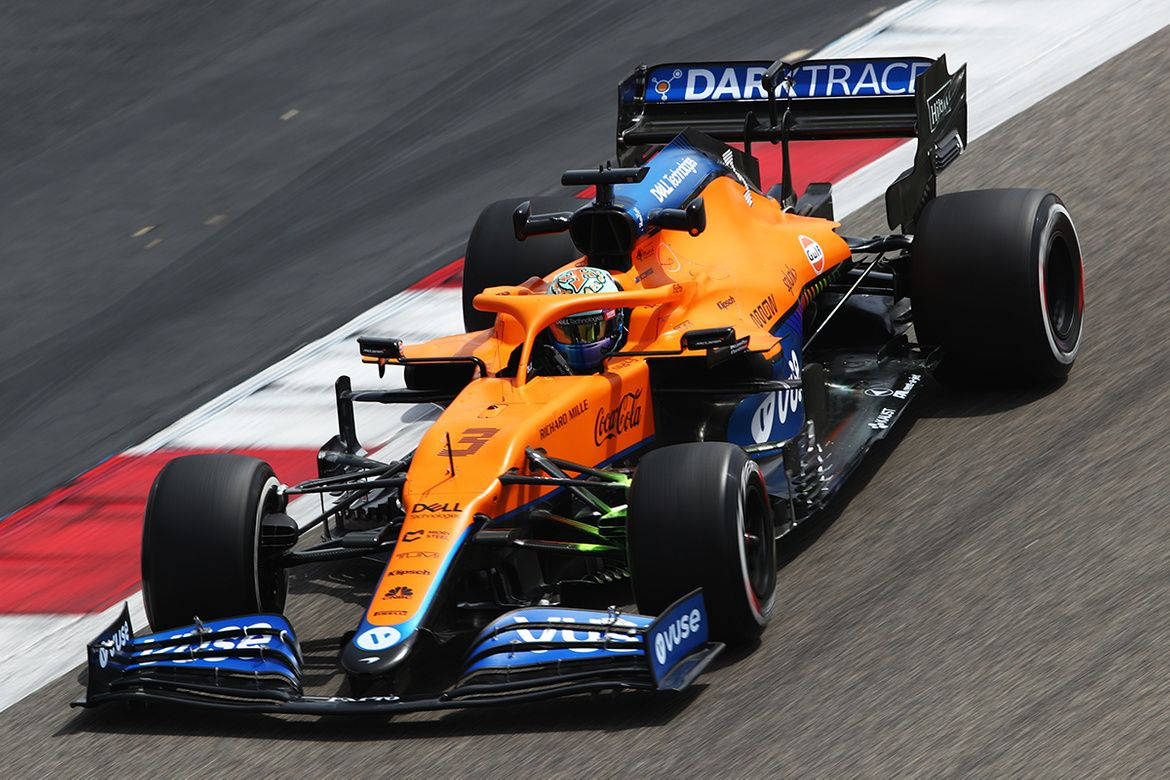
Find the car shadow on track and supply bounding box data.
[56,685,705,741]
[912,375,1068,420]
[773,374,1065,569]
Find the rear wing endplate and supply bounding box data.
[616,55,967,231]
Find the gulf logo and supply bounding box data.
[799,235,825,273]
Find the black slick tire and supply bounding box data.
[910,189,1084,382]
[142,453,285,631]
[628,442,776,644]
[462,196,581,332]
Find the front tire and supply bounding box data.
[142,454,286,631]
[628,443,776,644]
[911,189,1084,381]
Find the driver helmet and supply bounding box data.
[546,267,625,372]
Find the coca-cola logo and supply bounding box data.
[594,389,644,445]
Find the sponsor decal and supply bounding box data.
[646,590,709,685]
[716,296,735,310]
[749,348,803,443]
[539,398,590,440]
[650,68,684,101]
[647,59,931,102]
[390,569,431,577]
[631,205,645,230]
[869,407,896,430]
[398,550,439,560]
[649,155,699,204]
[594,389,644,445]
[135,621,279,662]
[439,427,498,458]
[323,695,400,703]
[749,294,778,328]
[355,626,401,650]
[671,319,694,331]
[782,267,798,294]
[894,373,922,399]
[865,374,921,401]
[799,235,825,273]
[720,149,753,206]
[511,615,640,654]
[96,618,132,669]
[654,608,703,666]
[412,501,464,513]
[402,529,424,543]
[373,609,407,617]
[633,267,655,283]
[659,243,682,273]
[382,586,414,599]
[927,81,952,132]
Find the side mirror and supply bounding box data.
[647,197,706,237]
[512,200,574,241]
[357,337,402,377]
[358,337,403,361]
[680,326,735,350]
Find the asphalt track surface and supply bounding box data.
[4,4,1169,777]
[0,0,873,516]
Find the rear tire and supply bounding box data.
[462,196,581,332]
[911,189,1084,382]
[142,454,286,631]
[628,443,776,644]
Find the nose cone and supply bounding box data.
[341,625,417,679]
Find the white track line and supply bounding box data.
[3,0,1167,713]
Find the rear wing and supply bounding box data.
[616,55,967,231]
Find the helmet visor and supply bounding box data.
[549,309,618,345]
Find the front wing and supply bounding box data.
[73,591,721,716]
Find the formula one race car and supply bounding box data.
[78,54,1084,716]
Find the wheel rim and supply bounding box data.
[1037,204,1084,363]
[255,477,286,613]
[1043,234,1080,344]
[742,478,772,601]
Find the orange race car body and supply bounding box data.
[337,127,913,675]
